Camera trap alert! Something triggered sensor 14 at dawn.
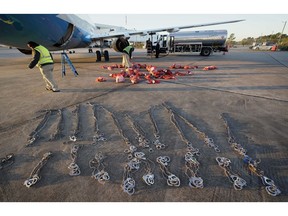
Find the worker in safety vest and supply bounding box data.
[122,45,134,68]
[27,41,60,92]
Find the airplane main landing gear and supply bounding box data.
[95,50,109,62]
[96,50,101,62]
[103,50,109,61]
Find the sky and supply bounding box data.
[86,14,288,41]
[1,0,287,42]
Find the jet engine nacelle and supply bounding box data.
[111,37,130,52]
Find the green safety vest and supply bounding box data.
[34,45,53,66]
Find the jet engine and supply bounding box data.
[111,37,130,52]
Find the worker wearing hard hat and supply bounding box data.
[122,45,134,68]
[27,41,60,92]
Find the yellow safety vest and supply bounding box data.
[123,45,133,53]
[34,45,53,66]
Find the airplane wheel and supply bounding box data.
[104,50,109,61]
[96,50,101,62]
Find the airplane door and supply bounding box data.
[162,35,167,48]
[53,23,75,47]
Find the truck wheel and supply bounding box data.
[104,50,109,61]
[201,48,211,56]
[96,50,101,62]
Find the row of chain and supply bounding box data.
[22,104,281,196]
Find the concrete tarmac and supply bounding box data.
[0,47,287,202]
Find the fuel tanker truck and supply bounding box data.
[154,29,228,56]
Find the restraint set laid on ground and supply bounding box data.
[2,102,281,197]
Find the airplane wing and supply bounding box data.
[89,19,245,40]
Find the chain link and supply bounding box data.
[162,103,204,188]
[89,152,110,184]
[49,109,65,141]
[27,110,52,146]
[0,153,14,170]
[122,151,153,195]
[184,152,204,189]
[122,163,136,195]
[216,156,247,190]
[24,152,52,188]
[148,107,166,150]
[88,103,107,144]
[101,106,132,147]
[125,113,150,149]
[142,158,155,186]
[69,105,81,142]
[156,156,180,187]
[221,113,281,196]
[68,144,81,176]
[162,102,220,152]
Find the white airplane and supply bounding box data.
[0,14,244,61]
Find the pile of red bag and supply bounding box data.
[100,63,198,84]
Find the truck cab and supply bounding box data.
[153,34,169,53]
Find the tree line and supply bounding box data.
[227,33,288,50]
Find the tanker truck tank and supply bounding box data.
[156,29,228,56]
[169,30,227,47]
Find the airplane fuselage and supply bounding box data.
[0,14,92,51]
